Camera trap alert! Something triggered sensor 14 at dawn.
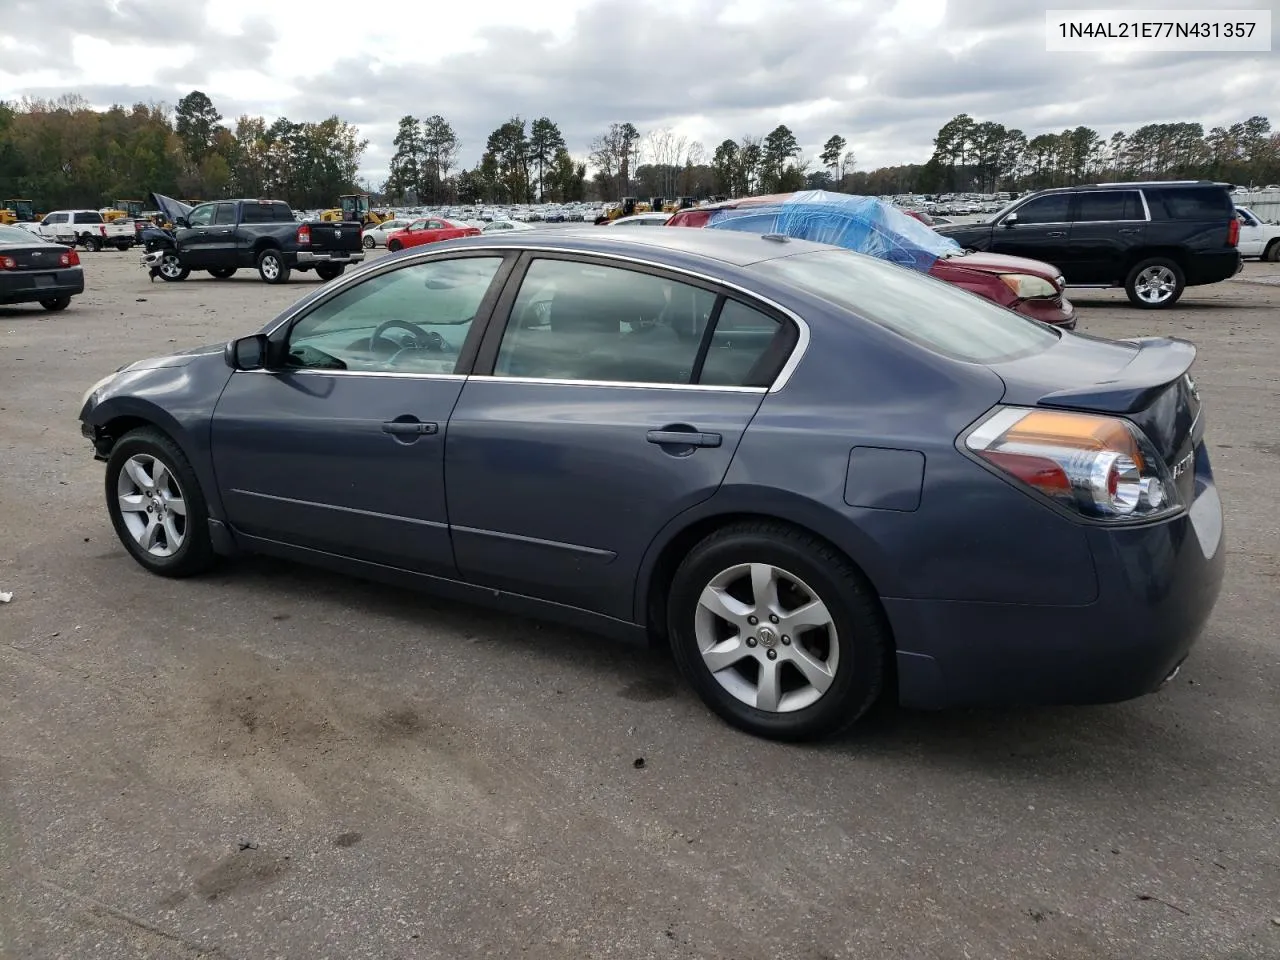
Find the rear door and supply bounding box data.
[990,192,1075,273]
[206,202,239,262]
[1068,189,1146,283]
[444,254,797,620]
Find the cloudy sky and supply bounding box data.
[1,0,1276,185]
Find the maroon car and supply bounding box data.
[668,197,1076,329]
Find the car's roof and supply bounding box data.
[439,225,834,268]
[1031,180,1231,194]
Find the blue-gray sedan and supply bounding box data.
[79,229,1225,740]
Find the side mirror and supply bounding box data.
[174,217,189,229]
[225,334,269,371]
[1002,213,1018,228]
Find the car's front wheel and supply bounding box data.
[667,522,888,741]
[156,252,189,282]
[1125,257,1185,309]
[105,427,215,578]
[387,239,402,252]
[1264,240,1280,263]
[363,235,376,249]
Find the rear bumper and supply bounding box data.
[1185,251,1242,286]
[0,268,84,304]
[293,251,365,266]
[888,461,1225,711]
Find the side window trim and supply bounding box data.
[265,251,518,378]
[470,251,797,392]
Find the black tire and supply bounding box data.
[208,267,237,279]
[256,248,290,284]
[156,252,189,282]
[386,239,402,253]
[115,242,131,252]
[1124,256,1185,309]
[104,427,216,578]
[667,521,889,741]
[362,235,376,249]
[83,234,103,252]
[1264,240,1280,263]
[315,263,344,282]
[40,296,71,311]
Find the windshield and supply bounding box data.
[750,249,1059,364]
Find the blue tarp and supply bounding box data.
[701,191,961,273]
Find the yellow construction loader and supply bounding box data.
[319,194,392,226]
[0,199,38,224]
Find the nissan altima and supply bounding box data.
[79,229,1225,740]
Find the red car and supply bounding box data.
[385,217,481,252]
[668,197,1076,329]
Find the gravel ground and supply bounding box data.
[1,247,1278,960]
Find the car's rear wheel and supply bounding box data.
[315,263,345,282]
[104,427,215,578]
[1264,240,1280,263]
[157,252,189,282]
[1125,257,1185,309]
[257,248,290,284]
[40,296,71,311]
[363,235,376,249]
[208,267,237,279]
[115,242,131,252]
[387,239,402,252]
[667,522,888,741]
[83,234,103,252]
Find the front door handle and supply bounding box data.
[646,428,722,448]
[382,418,439,440]
[1119,228,1141,235]
[1046,231,1067,238]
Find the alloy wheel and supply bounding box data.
[694,562,839,713]
[1134,265,1176,304]
[159,254,183,279]
[116,454,187,557]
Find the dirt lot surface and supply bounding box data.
[1,249,1278,959]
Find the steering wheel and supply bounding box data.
[372,318,436,352]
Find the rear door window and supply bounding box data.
[213,203,237,226]
[78,211,105,224]
[1074,191,1143,222]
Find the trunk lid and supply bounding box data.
[990,333,1203,501]
[0,244,72,269]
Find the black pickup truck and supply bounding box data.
[145,196,364,284]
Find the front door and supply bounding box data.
[445,255,795,620]
[175,203,218,268]
[1068,189,1147,284]
[1236,208,1265,258]
[210,253,511,575]
[990,192,1075,275]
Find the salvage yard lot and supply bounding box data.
[1,253,1278,959]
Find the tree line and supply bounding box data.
[0,91,367,211]
[3,91,1277,212]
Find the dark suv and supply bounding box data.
[936,181,1241,309]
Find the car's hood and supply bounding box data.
[118,342,224,373]
[943,250,1061,281]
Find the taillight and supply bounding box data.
[0,256,15,270]
[61,250,79,267]
[99,225,107,236]
[964,406,1182,521]
[296,224,311,245]
[1227,217,1240,247]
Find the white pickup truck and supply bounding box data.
[1236,206,1280,261]
[35,209,136,251]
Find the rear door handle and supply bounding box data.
[1046,231,1067,238]
[646,429,722,448]
[1119,228,1141,235]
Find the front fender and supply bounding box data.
[84,365,232,522]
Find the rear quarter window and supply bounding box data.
[1145,187,1233,220]
[750,249,1058,364]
